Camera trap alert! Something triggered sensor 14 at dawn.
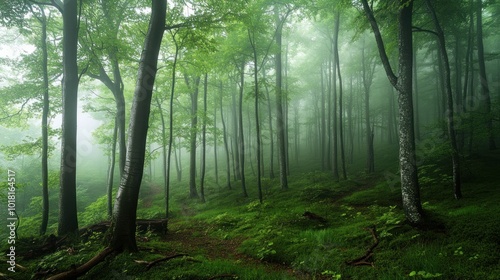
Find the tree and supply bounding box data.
[274,5,289,190]
[476,0,496,150]
[110,0,165,252]
[361,0,424,225]
[37,6,50,235]
[423,0,462,199]
[58,0,80,236]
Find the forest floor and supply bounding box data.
[1,150,500,279]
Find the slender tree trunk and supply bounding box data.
[334,13,347,180]
[361,0,423,225]
[362,38,375,173]
[107,119,118,217]
[39,8,50,235]
[332,24,339,179]
[249,30,263,203]
[320,63,326,170]
[263,69,275,178]
[155,97,169,214]
[110,0,165,252]
[424,0,462,199]
[213,93,219,186]
[274,6,288,189]
[188,77,201,198]
[219,81,232,189]
[200,74,208,203]
[174,138,182,182]
[231,82,241,180]
[476,0,496,150]
[165,34,179,217]
[238,62,248,197]
[413,47,420,141]
[58,0,79,236]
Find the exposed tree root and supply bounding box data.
[346,226,379,266]
[144,253,189,270]
[45,247,114,280]
[23,235,67,260]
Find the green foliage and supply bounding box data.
[80,195,109,226]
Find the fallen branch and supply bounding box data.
[46,247,114,280]
[346,226,379,266]
[145,253,189,270]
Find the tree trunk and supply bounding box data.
[39,8,50,236]
[275,6,288,189]
[164,34,180,218]
[107,119,118,217]
[188,76,201,198]
[219,81,232,189]
[200,74,208,203]
[476,0,496,150]
[58,0,79,236]
[231,82,241,181]
[238,62,248,197]
[110,0,165,252]
[320,63,327,170]
[334,13,347,180]
[361,0,423,225]
[361,38,375,173]
[424,0,462,199]
[249,30,263,203]
[263,69,275,178]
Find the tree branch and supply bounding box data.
[412,26,438,37]
[360,0,398,87]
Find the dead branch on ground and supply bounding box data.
[346,226,379,266]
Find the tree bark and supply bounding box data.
[110,0,165,252]
[39,8,50,236]
[424,0,462,199]
[219,81,232,189]
[476,0,496,150]
[334,12,347,180]
[361,0,423,225]
[200,74,208,203]
[58,0,79,236]
[274,6,288,190]
[249,29,263,203]
[238,62,248,197]
[188,76,201,198]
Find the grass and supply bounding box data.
[1,150,499,279]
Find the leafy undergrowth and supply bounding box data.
[2,151,500,279]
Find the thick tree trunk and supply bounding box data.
[58,0,79,236]
[361,0,423,225]
[424,0,462,199]
[110,0,165,252]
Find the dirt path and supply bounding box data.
[159,221,316,279]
